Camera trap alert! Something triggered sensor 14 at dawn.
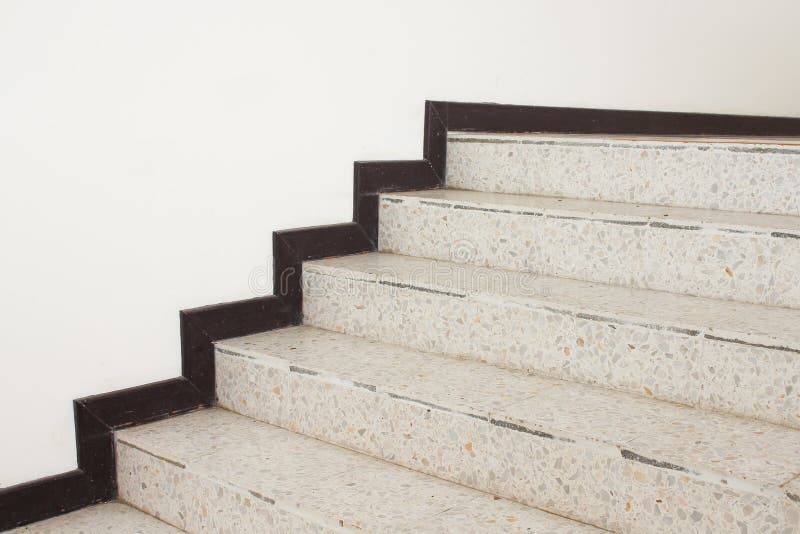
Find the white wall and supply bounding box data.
[1,0,799,487]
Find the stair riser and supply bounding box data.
[116,442,342,534]
[378,196,800,309]
[303,269,800,429]
[447,137,800,216]
[216,349,799,533]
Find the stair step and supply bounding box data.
[115,408,600,534]
[302,252,800,428]
[216,325,800,533]
[447,132,800,216]
[378,189,800,308]
[10,502,182,533]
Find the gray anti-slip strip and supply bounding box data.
[448,136,800,156]
[386,196,800,239]
[305,267,800,355]
[218,346,792,500]
[117,439,187,469]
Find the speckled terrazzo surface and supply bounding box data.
[390,188,800,233]
[305,251,800,345]
[303,252,800,429]
[99,132,800,534]
[9,502,183,533]
[115,408,602,533]
[447,132,800,216]
[216,326,800,532]
[378,189,800,308]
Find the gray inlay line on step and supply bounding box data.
[489,418,574,443]
[377,279,467,298]
[352,381,378,392]
[383,196,800,239]
[387,392,459,417]
[248,490,276,505]
[290,362,379,392]
[619,450,690,473]
[216,347,257,360]
[480,290,706,339]
[533,303,702,337]
[772,231,800,239]
[288,365,319,376]
[217,337,797,502]
[306,268,799,352]
[452,204,542,216]
[117,439,187,469]
[572,311,702,337]
[649,221,702,231]
[547,215,648,226]
[448,136,800,155]
[400,197,550,217]
[121,429,381,532]
[703,334,800,355]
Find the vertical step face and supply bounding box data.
[378,189,800,308]
[447,133,800,216]
[215,326,800,533]
[115,408,601,533]
[302,253,800,429]
[9,502,182,533]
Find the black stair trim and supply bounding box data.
[181,296,297,405]
[273,222,374,315]
[425,100,800,180]
[353,160,442,247]
[0,471,91,531]
[0,378,205,530]
[3,100,799,531]
[430,100,800,135]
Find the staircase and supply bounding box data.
[10,111,800,533]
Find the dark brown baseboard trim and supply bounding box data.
[0,378,205,530]
[0,471,91,531]
[273,222,374,315]
[424,100,800,181]
[4,99,799,531]
[431,100,800,135]
[181,296,296,405]
[354,160,442,247]
[74,377,207,503]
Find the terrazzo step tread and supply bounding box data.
[446,132,800,216]
[10,502,183,533]
[215,325,800,533]
[115,408,602,534]
[378,188,800,309]
[303,252,800,429]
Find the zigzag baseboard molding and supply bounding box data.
[2,101,800,530]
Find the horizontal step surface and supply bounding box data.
[447,132,800,216]
[10,502,182,533]
[378,189,800,308]
[216,326,800,533]
[116,408,599,534]
[303,252,800,428]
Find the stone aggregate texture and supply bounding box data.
[216,325,800,533]
[24,132,800,533]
